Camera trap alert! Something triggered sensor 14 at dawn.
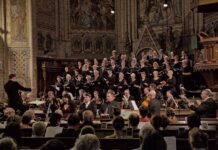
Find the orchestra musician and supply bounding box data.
[122,89,135,109]
[99,90,120,116]
[79,93,97,116]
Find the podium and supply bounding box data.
[194,34,218,92]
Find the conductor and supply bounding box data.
[4,74,31,112]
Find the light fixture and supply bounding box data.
[163,3,168,7]
[163,0,168,8]
[110,10,115,14]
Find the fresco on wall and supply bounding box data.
[36,0,56,31]
[137,0,183,52]
[10,0,27,43]
[70,0,115,30]
[138,0,182,27]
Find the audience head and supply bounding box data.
[139,105,149,118]
[32,121,46,137]
[113,116,125,131]
[151,115,169,130]
[4,107,15,118]
[189,128,208,150]
[68,113,80,129]
[128,113,140,128]
[23,109,35,121]
[49,113,62,126]
[6,115,21,125]
[21,115,31,126]
[142,131,167,150]
[3,123,21,144]
[72,134,100,150]
[113,107,121,117]
[40,139,67,150]
[0,137,17,150]
[83,110,94,123]
[187,114,201,129]
[80,126,95,136]
[139,124,155,144]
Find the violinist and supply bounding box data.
[141,87,151,107]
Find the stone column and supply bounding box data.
[116,0,138,54]
[0,0,9,100]
[4,0,37,96]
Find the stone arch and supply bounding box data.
[135,47,153,58]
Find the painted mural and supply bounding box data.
[36,0,56,31]
[69,0,115,30]
[137,0,183,52]
[10,0,27,43]
[138,0,182,26]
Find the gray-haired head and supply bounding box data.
[71,134,100,150]
[32,121,46,137]
[0,137,17,150]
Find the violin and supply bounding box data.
[141,96,151,107]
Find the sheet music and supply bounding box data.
[45,127,63,137]
[131,100,139,110]
[29,100,45,106]
[164,136,177,150]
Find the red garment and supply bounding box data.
[140,117,150,122]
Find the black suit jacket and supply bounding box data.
[190,98,217,118]
[148,99,161,116]
[100,100,120,116]
[4,80,31,110]
[79,101,97,116]
[55,129,79,138]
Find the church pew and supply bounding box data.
[18,137,217,150]
[19,137,140,150]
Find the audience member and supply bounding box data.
[32,121,46,137]
[105,116,125,138]
[133,124,155,150]
[141,131,167,150]
[139,106,150,122]
[79,126,95,136]
[128,113,140,129]
[81,110,94,127]
[55,113,80,138]
[0,137,17,150]
[71,134,100,150]
[3,123,21,145]
[189,128,208,150]
[40,139,67,150]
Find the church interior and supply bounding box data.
[0,0,218,150]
